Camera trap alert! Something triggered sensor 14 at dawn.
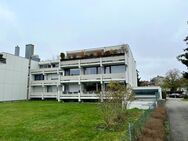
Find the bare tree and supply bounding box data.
[100,81,134,129]
[162,69,181,92]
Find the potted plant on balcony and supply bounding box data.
[104,50,111,57]
[80,51,85,59]
[96,51,102,57]
[60,52,65,61]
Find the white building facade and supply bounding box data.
[0,53,38,101]
[29,44,137,102]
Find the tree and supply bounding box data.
[137,70,142,86]
[60,52,65,61]
[177,28,188,78]
[162,69,181,92]
[150,75,165,86]
[100,81,134,130]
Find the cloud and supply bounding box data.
[0,5,16,22]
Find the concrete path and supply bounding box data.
[166,98,188,141]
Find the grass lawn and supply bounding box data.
[0,100,142,141]
[182,98,188,101]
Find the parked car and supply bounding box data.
[169,93,183,98]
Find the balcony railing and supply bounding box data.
[61,75,80,82]
[30,80,59,86]
[30,80,43,86]
[103,73,125,80]
[102,56,125,64]
[61,60,79,67]
[81,74,101,81]
[80,58,100,66]
[60,55,126,67]
[31,68,59,74]
[60,73,125,82]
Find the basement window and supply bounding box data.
[0,54,6,64]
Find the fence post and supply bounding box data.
[128,123,132,141]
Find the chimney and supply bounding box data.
[15,45,20,56]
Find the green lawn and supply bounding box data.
[0,100,142,141]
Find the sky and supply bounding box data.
[0,0,188,80]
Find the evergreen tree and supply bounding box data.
[177,35,188,78]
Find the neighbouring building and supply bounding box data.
[25,44,34,59]
[29,44,138,102]
[0,52,38,101]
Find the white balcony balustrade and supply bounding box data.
[60,73,126,83]
[102,56,125,64]
[61,60,79,67]
[80,58,100,66]
[31,79,59,86]
[103,73,125,81]
[31,68,59,74]
[61,75,80,82]
[80,74,101,82]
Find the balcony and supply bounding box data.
[30,80,59,86]
[102,56,125,65]
[61,60,79,68]
[80,58,100,66]
[43,80,59,85]
[30,92,57,98]
[30,92,42,98]
[81,74,101,82]
[81,92,99,99]
[60,92,79,99]
[60,73,126,83]
[43,92,57,98]
[30,80,43,86]
[61,75,80,83]
[103,73,125,81]
[31,68,59,74]
[60,55,126,67]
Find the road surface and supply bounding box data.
[166,98,188,141]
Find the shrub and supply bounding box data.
[99,81,134,130]
[60,52,65,61]
[184,94,188,99]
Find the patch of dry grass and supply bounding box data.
[137,107,167,141]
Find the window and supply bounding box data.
[65,68,80,76]
[104,66,110,74]
[34,74,44,81]
[111,65,125,73]
[84,67,101,75]
[104,65,125,74]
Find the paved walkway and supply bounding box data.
[166,98,188,141]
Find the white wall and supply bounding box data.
[0,53,38,101]
[126,46,137,87]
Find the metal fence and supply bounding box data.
[123,104,156,141]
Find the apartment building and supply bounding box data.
[29,44,137,102]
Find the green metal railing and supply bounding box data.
[121,104,156,141]
[128,108,154,141]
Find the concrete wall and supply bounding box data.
[126,46,137,87]
[0,53,38,101]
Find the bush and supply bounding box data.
[60,52,65,60]
[99,81,134,131]
[184,94,188,99]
